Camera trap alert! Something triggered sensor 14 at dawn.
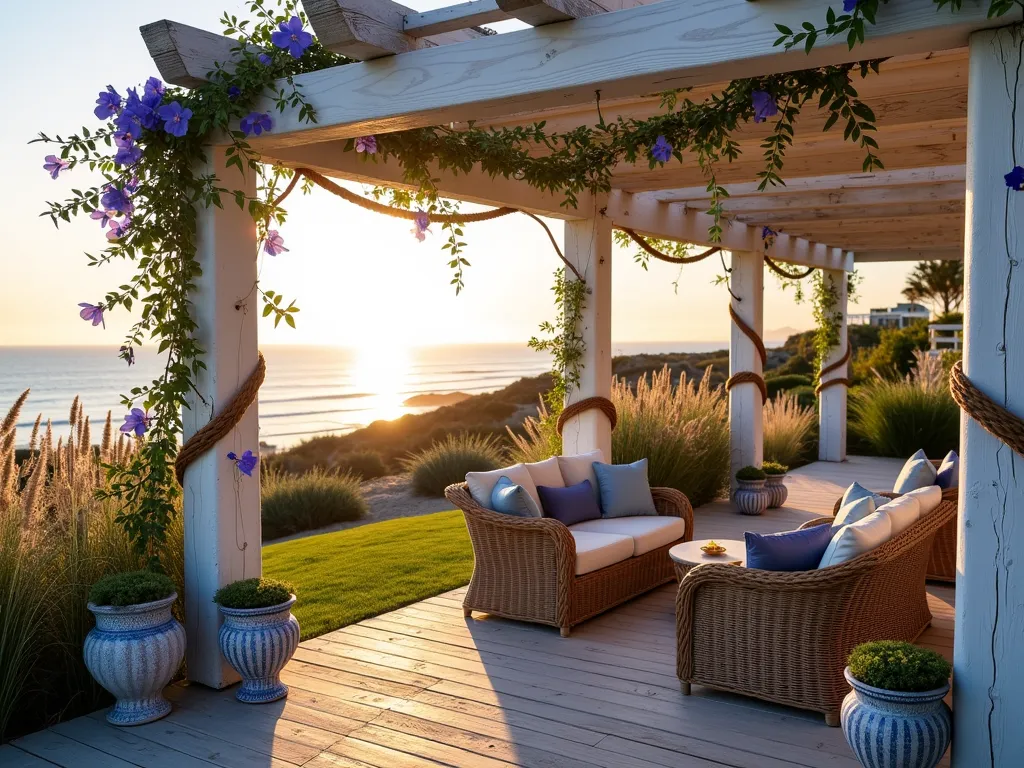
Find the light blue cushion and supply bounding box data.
[936,450,959,489]
[593,459,657,518]
[490,476,542,518]
[745,524,834,572]
[832,495,876,531]
[840,482,889,510]
[893,455,937,494]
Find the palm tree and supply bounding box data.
[901,260,964,315]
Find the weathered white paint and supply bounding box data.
[851,248,963,262]
[252,0,1010,148]
[818,264,848,463]
[729,250,763,483]
[496,0,609,25]
[140,20,241,88]
[953,25,1024,766]
[182,146,262,688]
[405,0,509,36]
[561,201,612,460]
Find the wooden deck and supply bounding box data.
[4,457,954,768]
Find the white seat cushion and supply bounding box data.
[904,485,943,517]
[466,464,540,511]
[569,516,686,556]
[557,449,606,500]
[877,494,921,537]
[818,510,892,569]
[524,456,565,491]
[571,531,634,576]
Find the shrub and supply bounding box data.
[214,577,293,609]
[89,571,176,607]
[849,355,959,459]
[261,467,368,540]
[848,641,951,692]
[789,385,818,410]
[510,367,730,507]
[852,320,930,381]
[331,449,388,480]
[403,433,505,497]
[762,461,788,475]
[765,374,812,398]
[763,392,817,468]
[736,466,766,481]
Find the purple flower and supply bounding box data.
[752,90,779,123]
[144,77,165,97]
[90,209,114,227]
[114,108,144,140]
[123,87,162,131]
[157,101,192,137]
[843,0,861,12]
[1005,166,1024,190]
[355,135,377,154]
[240,111,273,137]
[107,216,131,241]
[101,186,133,215]
[258,52,273,66]
[227,450,258,477]
[43,155,69,180]
[78,302,105,328]
[227,85,241,101]
[762,226,777,240]
[271,16,313,59]
[113,137,142,168]
[120,408,150,437]
[264,230,289,256]
[125,176,140,195]
[650,135,672,164]
[93,86,122,120]
[120,345,135,366]
[412,210,431,242]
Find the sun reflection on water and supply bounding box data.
[349,344,412,424]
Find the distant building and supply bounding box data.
[849,302,931,329]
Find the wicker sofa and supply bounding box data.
[445,483,692,637]
[675,496,956,725]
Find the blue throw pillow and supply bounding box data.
[745,524,834,571]
[840,481,889,510]
[490,476,542,518]
[537,480,602,526]
[936,450,959,489]
[592,459,657,518]
[893,454,937,494]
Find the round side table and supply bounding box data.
[669,539,745,580]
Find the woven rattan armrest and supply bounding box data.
[652,487,694,541]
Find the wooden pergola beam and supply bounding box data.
[853,248,962,262]
[140,20,241,88]
[496,0,610,26]
[404,0,510,37]
[721,185,965,217]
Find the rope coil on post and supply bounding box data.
[949,360,1024,461]
[815,344,852,396]
[175,352,266,486]
[556,397,618,436]
[725,304,768,403]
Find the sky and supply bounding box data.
[0,0,921,350]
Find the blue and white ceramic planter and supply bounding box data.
[84,593,185,726]
[218,595,300,704]
[764,475,788,508]
[841,667,951,768]
[734,478,769,516]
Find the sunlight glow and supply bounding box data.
[349,344,413,423]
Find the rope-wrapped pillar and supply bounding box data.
[817,263,849,462]
[727,250,764,486]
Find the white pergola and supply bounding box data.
[141,1,1022,762]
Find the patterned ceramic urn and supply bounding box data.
[764,475,789,508]
[218,595,300,703]
[84,594,185,726]
[841,667,951,768]
[734,478,769,516]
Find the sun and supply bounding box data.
[349,343,412,424]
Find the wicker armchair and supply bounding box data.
[445,483,693,637]
[675,497,956,725]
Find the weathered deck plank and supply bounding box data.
[15,456,953,767]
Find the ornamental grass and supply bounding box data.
[261,466,368,540]
[763,392,818,469]
[510,366,731,508]
[0,392,183,743]
[402,433,505,497]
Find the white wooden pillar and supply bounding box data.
[818,262,848,462]
[561,204,613,459]
[953,26,1024,765]
[182,146,262,688]
[729,250,763,482]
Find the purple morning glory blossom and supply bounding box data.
[120,408,150,437]
[271,16,313,59]
[78,302,105,327]
[93,86,122,120]
[43,155,69,180]
[227,85,241,101]
[762,226,777,239]
[264,230,289,256]
[843,0,861,12]
[144,77,165,97]
[355,135,377,154]
[114,137,142,168]
[240,111,273,137]
[227,450,258,477]
[752,90,779,123]
[258,52,273,66]
[1005,166,1024,190]
[90,209,114,227]
[650,136,673,164]
[120,345,135,366]
[412,210,431,242]
[101,186,133,215]
[123,87,162,131]
[107,216,131,241]
[157,101,192,137]
[114,109,144,140]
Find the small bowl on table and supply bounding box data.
[700,541,728,556]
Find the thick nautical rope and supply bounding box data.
[725,303,768,402]
[949,360,1024,461]
[174,352,266,485]
[556,397,618,436]
[815,343,852,395]
[619,228,722,264]
[763,255,815,280]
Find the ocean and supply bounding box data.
[0,342,736,450]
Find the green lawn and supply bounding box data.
[263,510,473,639]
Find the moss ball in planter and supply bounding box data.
[89,570,177,607]
[214,577,294,609]
[848,640,952,692]
[735,465,767,482]
[762,461,789,476]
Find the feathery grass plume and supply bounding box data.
[0,430,17,503]
[80,417,92,462]
[402,433,505,496]
[54,436,64,481]
[100,411,112,459]
[68,396,79,430]
[0,389,29,438]
[65,435,76,492]
[75,409,85,451]
[20,437,49,531]
[763,392,817,468]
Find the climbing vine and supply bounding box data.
[36,0,1018,561]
